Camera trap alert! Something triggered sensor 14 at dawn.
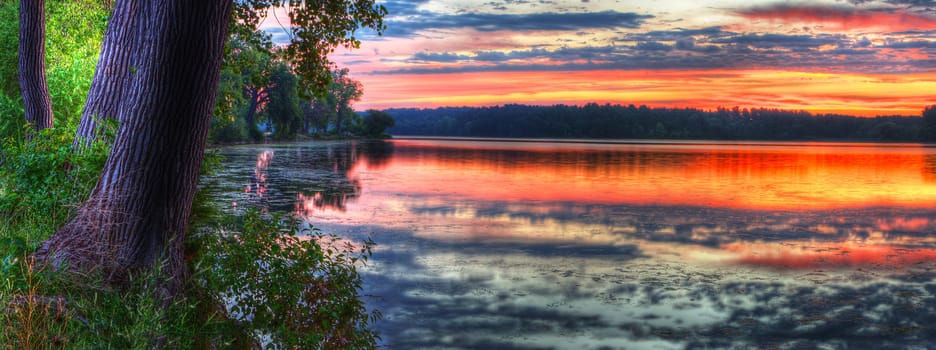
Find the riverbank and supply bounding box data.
[208,133,392,147]
[391,135,934,146]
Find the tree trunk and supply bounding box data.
[19,0,53,132]
[37,0,232,297]
[245,86,259,130]
[72,0,135,149]
[243,85,269,140]
[335,104,344,135]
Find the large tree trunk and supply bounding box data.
[19,0,53,132]
[37,0,232,297]
[72,0,135,149]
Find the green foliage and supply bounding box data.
[0,0,108,129]
[0,1,382,347]
[215,33,273,121]
[305,94,333,134]
[196,210,380,349]
[0,93,25,144]
[0,125,111,228]
[211,33,275,143]
[267,63,303,140]
[212,0,384,142]
[360,109,395,138]
[45,0,109,126]
[210,109,249,143]
[1,148,380,348]
[0,142,197,349]
[230,0,386,98]
[0,1,19,97]
[306,68,364,136]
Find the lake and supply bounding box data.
[202,138,936,349]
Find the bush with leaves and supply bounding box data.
[195,210,380,349]
[0,125,111,229]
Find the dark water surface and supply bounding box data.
[202,138,936,349]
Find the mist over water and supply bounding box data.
[202,138,936,349]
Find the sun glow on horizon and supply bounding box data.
[350,69,935,117]
[293,0,936,117]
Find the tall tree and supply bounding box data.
[37,0,233,296]
[332,68,362,135]
[36,0,386,296]
[234,36,274,140]
[308,67,362,135]
[19,0,53,132]
[71,0,132,148]
[267,62,302,139]
[211,35,274,142]
[308,90,337,133]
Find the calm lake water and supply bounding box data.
[203,138,936,349]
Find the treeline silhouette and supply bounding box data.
[384,104,922,141]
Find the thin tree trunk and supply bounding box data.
[245,86,259,129]
[72,0,135,149]
[335,104,344,135]
[19,0,53,132]
[37,0,232,297]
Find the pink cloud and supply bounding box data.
[736,4,936,32]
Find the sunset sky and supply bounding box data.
[264,0,935,116]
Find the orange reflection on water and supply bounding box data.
[725,240,936,269]
[266,140,936,272]
[365,140,936,211]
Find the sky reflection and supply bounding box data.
[202,139,936,349]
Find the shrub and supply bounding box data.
[210,116,249,143]
[0,125,110,231]
[195,210,380,349]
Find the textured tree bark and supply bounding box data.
[72,0,135,149]
[37,0,232,297]
[19,0,53,132]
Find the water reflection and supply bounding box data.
[925,154,936,183]
[202,139,936,349]
[248,150,273,198]
[375,140,936,210]
[292,141,396,216]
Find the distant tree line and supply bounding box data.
[386,104,935,141]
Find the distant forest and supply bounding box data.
[384,104,926,141]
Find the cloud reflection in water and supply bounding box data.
[203,139,936,349]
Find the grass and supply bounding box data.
[0,129,200,348]
[0,214,205,349]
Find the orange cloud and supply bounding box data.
[355,69,936,117]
